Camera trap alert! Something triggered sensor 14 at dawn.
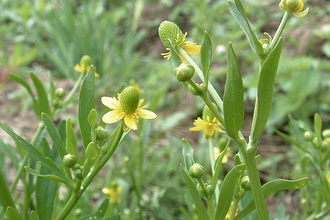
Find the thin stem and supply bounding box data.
[269,11,290,50]
[207,197,216,219]
[63,73,85,104]
[208,139,215,176]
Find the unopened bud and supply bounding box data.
[241,176,251,191]
[175,63,195,82]
[80,55,92,67]
[189,163,206,179]
[322,129,330,139]
[63,154,77,168]
[55,88,66,99]
[303,131,313,142]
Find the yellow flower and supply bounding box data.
[213,147,231,163]
[190,116,225,139]
[74,55,99,77]
[101,86,157,131]
[102,186,123,204]
[158,21,201,62]
[279,0,309,18]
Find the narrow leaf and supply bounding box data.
[30,72,51,116]
[223,43,244,138]
[42,113,67,159]
[0,123,68,182]
[182,139,195,171]
[79,199,109,219]
[66,118,80,164]
[201,31,212,86]
[25,167,66,184]
[314,113,322,147]
[228,0,265,59]
[250,39,283,144]
[180,165,211,220]
[234,177,309,220]
[78,66,96,148]
[215,164,246,219]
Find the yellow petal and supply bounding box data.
[190,126,204,131]
[101,97,119,109]
[136,108,157,119]
[102,187,111,194]
[294,7,309,18]
[74,64,84,72]
[102,110,123,124]
[124,114,138,130]
[184,44,201,55]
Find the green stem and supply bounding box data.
[63,73,85,104]
[207,197,216,219]
[208,139,215,176]
[237,138,269,220]
[269,11,290,50]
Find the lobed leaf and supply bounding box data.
[250,39,283,144]
[223,43,244,138]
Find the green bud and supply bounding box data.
[74,164,82,170]
[52,99,63,109]
[158,21,184,48]
[241,176,251,191]
[80,55,92,67]
[189,163,206,179]
[322,138,330,148]
[188,83,206,96]
[322,129,330,138]
[119,86,140,114]
[74,169,84,180]
[63,154,78,168]
[197,183,213,198]
[96,126,109,142]
[175,63,195,82]
[303,131,313,141]
[55,88,66,99]
[279,0,304,13]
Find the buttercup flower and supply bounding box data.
[190,105,225,139]
[101,86,157,131]
[102,181,123,204]
[74,55,99,77]
[279,0,309,18]
[158,21,201,62]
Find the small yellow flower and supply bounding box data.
[158,21,201,62]
[214,147,231,163]
[190,116,225,139]
[101,86,157,131]
[74,55,99,77]
[102,185,123,204]
[279,0,309,18]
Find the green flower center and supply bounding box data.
[158,21,184,49]
[119,86,140,114]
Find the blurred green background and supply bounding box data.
[0,0,330,219]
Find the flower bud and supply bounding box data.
[119,86,140,114]
[322,138,330,148]
[322,129,330,139]
[80,55,92,67]
[279,0,304,13]
[158,21,184,48]
[74,168,84,180]
[189,163,206,179]
[55,88,66,99]
[197,183,213,198]
[63,154,78,168]
[188,83,206,96]
[303,131,313,142]
[175,63,195,82]
[52,99,63,109]
[241,176,251,191]
[96,126,109,142]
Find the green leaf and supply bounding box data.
[182,139,195,171]
[234,177,309,220]
[66,118,80,164]
[42,113,67,159]
[0,122,68,183]
[180,165,211,220]
[215,164,246,219]
[223,43,244,138]
[78,66,96,148]
[314,113,322,147]
[250,39,283,144]
[79,199,109,220]
[25,167,66,184]
[88,109,98,128]
[228,0,265,60]
[29,211,37,220]
[201,31,212,86]
[5,207,24,220]
[212,140,230,191]
[10,74,39,116]
[30,72,51,116]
